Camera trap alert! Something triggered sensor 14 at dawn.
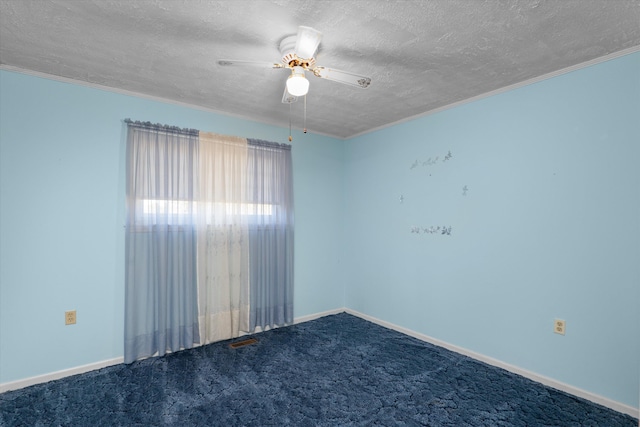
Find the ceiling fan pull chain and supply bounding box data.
[304,95,307,134]
[288,102,293,142]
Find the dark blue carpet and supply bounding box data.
[0,313,636,426]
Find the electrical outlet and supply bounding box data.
[65,310,76,325]
[554,319,565,335]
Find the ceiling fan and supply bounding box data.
[217,26,372,104]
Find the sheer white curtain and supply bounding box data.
[196,132,250,343]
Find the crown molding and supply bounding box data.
[2,45,639,141]
[347,45,640,140]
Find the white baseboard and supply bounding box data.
[294,307,346,325]
[344,308,639,419]
[0,357,124,394]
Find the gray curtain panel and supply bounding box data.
[247,139,294,331]
[124,121,200,364]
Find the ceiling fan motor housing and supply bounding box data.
[279,35,315,69]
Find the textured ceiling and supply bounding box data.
[1,0,640,139]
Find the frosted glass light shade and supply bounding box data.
[295,26,322,59]
[286,66,309,96]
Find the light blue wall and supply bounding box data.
[343,52,640,408]
[2,52,638,409]
[0,70,345,383]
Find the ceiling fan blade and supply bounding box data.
[312,66,372,89]
[217,59,284,69]
[295,26,322,59]
[282,86,298,104]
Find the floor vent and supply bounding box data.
[229,338,258,349]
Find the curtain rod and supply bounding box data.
[124,119,199,136]
[248,138,292,151]
[125,120,291,150]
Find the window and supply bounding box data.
[124,120,293,363]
